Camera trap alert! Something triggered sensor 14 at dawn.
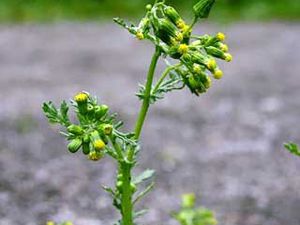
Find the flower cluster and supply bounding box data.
[43,92,119,161]
[114,0,232,96]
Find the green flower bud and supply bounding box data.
[168,45,183,59]
[67,138,82,153]
[155,19,178,45]
[67,124,84,135]
[95,104,109,119]
[82,141,90,155]
[193,0,216,19]
[164,6,181,25]
[90,131,105,150]
[74,92,89,114]
[205,46,226,59]
[146,4,152,11]
[182,193,196,208]
[117,174,123,181]
[99,123,113,135]
[191,52,208,66]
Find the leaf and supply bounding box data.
[133,169,155,185]
[60,100,70,124]
[133,182,155,205]
[133,209,148,219]
[284,142,300,157]
[42,101,60,124]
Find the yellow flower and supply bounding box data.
[207,59,217,70]
[178,44,189,54]
[88,151,104,161]
[220,43,229,52]
[176,19,186,29]
[74,92,88,103]
[136,32,144,40]
[225,53,232,62]
[216,32,226,41]
[193,64,202,74]
[175,32,183,42]
[93,139,105,150]
[213,69,223,79]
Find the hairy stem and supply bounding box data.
[134,47,161,140]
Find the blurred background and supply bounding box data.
[0,0,300,225]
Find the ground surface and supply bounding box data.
[0,22,300,225]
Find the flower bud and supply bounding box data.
[216,32,226,41]
[82,141,90,155]
[205,46,226,59]
[206,58,217,70]
[213,69,223,79]
[178,44,189,55]
[193,0,216,19]
[99,124,113,135]
[74,92,89,114]
[224,53,232,62]
[95,104,109,119]
[215,42,229,52]
[93,139,105,151]
[191,52,208,65]
[136,31,144,40]
[74,92,89,103]
[88,150,104,161]
[67,138,82,153]
[164,6,181,25]
[193,64,202,74]
[117,181,123,190]
[155,19,178,45]
[67,124,84,135]
[182,193,196,208]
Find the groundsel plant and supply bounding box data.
[42,0,232,224]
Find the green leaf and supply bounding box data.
[42,101,60,124]
[133,182,155,205]
[60,100,70,125]
[284,142,300,157]
[133,169,155,185]
[133,209,148,219]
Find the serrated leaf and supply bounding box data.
[133,169,155,185]
[60,101,70,124]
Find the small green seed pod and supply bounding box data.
[67,124,84,135]
[193,0,216,19]
[164,6,181,25]
[67,138,82,153]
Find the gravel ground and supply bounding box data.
[0,22,300,225]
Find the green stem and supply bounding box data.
[134,47,161,140]
[120,162,133,225]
